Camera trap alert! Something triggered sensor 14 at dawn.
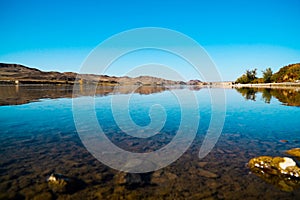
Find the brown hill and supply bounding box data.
[271,63,300,83]
[0,63,191,85]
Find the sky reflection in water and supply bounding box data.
[0,85,300,199]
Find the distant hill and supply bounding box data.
[0,63,201,85]
[0,63,78,82]
[271,63,300,83]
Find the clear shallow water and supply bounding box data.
[1,85,300,199]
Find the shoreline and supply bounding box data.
[1,79,300,90]
[233,82,300,89]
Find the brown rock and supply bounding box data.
[198,169,218,178]
[198,162,208,168]
[47,173,85,194]
[248,156,300,192]
[33,192,53,200]
[286,148,300,158]
[115,172,152,188]
[279,140,288,143]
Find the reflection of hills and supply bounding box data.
[76,85,171,96]
[0,85,171,106]
[236,87,300,107]
[270,89,300,106]
[0,85,73,105]
[134,86,167,95]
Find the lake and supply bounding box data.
[1,85,300,199]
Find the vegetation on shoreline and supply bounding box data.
[235,63,300,84]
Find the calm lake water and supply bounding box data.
[1,85,300,199]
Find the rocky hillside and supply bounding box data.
[0,63,199,85]
[271,63,300,83]
[235,63,300,84]
[0,63,77,82]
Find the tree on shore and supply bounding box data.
[235,69,257,84]
[262,67,273,83]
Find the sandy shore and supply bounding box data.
[233,82,300,89]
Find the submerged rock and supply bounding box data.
[248,156,300,177]
[47,173,85,194]
[248,156,300,191]
[115,172,152,189]
[286,148,300,159]
[279,139,288,143]
[33,192,53,200]
[151,170,177,185]
[198,169,219,178]
[47,174,68,192]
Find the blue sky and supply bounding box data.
[0,0,299,81]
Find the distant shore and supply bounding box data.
[2,63,300,89]
[2,80,300,90]
[233,82,300,89]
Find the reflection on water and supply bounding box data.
[0,85,72,106]
[249,166,300,192]
[236,87,300,106]
[2,85,300,107]
[0,85,173,106]
[0,84,205,106]
[1,86,300,199]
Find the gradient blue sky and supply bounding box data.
[0,0,299,81]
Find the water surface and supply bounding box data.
[1,85,300,199]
